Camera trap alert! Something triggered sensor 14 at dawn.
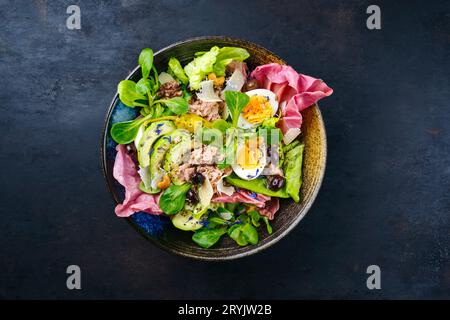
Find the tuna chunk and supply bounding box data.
[174,144,228,191]
[197,165,229,187]
[177,163,196,182]
[189,144,224,165]
[189,99,223,121]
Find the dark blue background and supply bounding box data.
[0,0,449,299]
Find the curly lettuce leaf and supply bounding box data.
[184,46,250,90]
[213,47,250,76]
[259,117,283,144]
[283,143,304,202]
[184,46,220,90]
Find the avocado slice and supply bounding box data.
[139,181,159,194]
[171,210,205,231]
[137,120,176,168]
[148,129,191,193]
[172,201,219,231]
[134,124,145,149]
[164,133,193,185]
[184,201,211,220]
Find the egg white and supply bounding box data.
[237,89,279,129]
[232,140,267,180]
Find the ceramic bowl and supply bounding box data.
[101,36,327,260]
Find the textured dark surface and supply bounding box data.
[0,0,449,299]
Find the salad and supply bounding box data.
[110,46,332,248]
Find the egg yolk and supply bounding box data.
[242,95,272,124]
[237,139,262,170]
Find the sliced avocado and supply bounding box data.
[137,165,158,194]
[172,201,220,231]
[148,129,191,192]
[139,181,159,194]
[184,201,210,220]
[137,120,176,167]
[134,124,145,149]
[171,210,205,231]
[164,133,192,185]
[148,135,172,193]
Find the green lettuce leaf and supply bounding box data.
[283,143,304,202]
[225,174,290,198]
[213,47,250,76]
[184,46,220,90]
[138,48,154,80]
[224,91,250,127]
[117,80,148,107]
[184,46,250,90]
[258,117,283,144]
[168,57,189,85]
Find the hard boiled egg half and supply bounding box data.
[237,89,279,129]
[232,137,266,180]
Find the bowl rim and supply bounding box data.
[100,35,327,261]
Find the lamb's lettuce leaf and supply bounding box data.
[168,57,189,85]
[159,183,192,215]
[192,228,227,248]
[138,48,154,80]
[262,217,273,235]
[160,97,189,115]
[117,80,148,108]
[224,91,250,127]
[228,222,258,246]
